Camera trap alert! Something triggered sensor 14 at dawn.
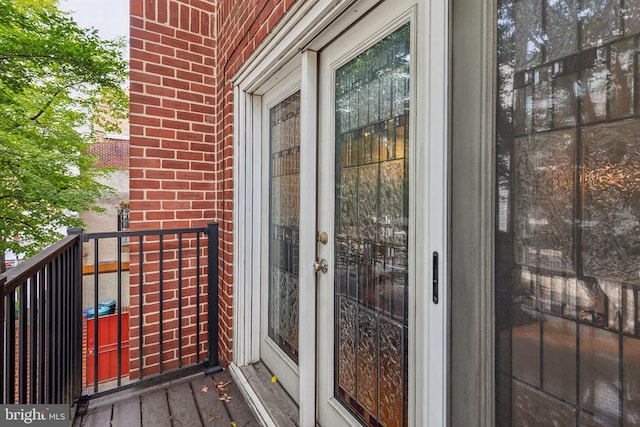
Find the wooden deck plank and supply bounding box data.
[166,381,204,427]
[190,374,233,426]
[141,389,171,427]
[72,370,261,427]
[213,371,261,427]
[112,397,142,427]
[79,403,112,427]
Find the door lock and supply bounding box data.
[314,258,328,274]
[317,231,328,245]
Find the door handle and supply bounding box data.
[314,258,328,274]
[433,251,439,304]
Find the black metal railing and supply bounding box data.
[1,234,83,405]
[1,223,221,406]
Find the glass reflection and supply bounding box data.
[269,92,300,363]
[334,24,410,427]
[497,0,640,425]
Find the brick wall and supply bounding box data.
[87,138,130,169]
[129,0,219,371]
[213,0,298,363]
[130,0,298,367]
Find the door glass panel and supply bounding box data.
[497,1,640,425]
[334,24,409,427]
[269,92,300,363]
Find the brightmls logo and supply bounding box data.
[1,405,69,426]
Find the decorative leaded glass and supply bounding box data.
[269,92,300,363]
[497,0,640,425]
[334,23,409,427]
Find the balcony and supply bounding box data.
[1,224,258,426]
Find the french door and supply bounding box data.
[316,0,447,425]
[260,77,302,402]
[253,1,448,425]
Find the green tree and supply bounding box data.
[0,0,128,270]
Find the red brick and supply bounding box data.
[131,27,161,43]
[146,21,175,37]
[176,132,204,143]
[145,127,175,138]
[162,119,191,130]
[177,151,204,161]
[169,1,179,27]
[133,50,162,68]
[129,71,161,86]
[177,70,203,83]
[147,211,175,220]
[145,41,175,56]
[146,85,176,97]
[146,63,176,77]
[132,0,143,17]
[157,0,168,23]
[160,35,189,50]
[180,4,189,30]
[162,181,190,190]
[163,77,190,90]
[162,159,190,169]
[175,29,203,44]
[161,140,190,150]
[146,106,176,118]
[177,91,203,103]
[175,50,203,63]
[162,99,191,111]
[146,148,176,159]
[145,0,156,20]
[131,179,161,189]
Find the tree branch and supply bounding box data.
[29,83,76,121]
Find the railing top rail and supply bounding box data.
[81,226,209,241]
[1,234,79,297]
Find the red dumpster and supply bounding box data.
[86,312,129,384]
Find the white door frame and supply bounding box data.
[231,1,449,426]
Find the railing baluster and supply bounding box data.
[196,233,201,364]
[178,233,183,368]
[46,262,53,403]
[62,248,74,402]
[37,270,45,403]
[29,273,37,403]
[18,283,27,403]
[93,239,99,393]
[117,235,123,387]
[0,276,5,404]
[72,230,83,403]
[159,234,164,374]
[6,290,16,403]
[55,256,63,402]
[61,253,67,402]
[207,222,220,371]
[138,234,143,380]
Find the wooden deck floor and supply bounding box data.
[73,370,260,427]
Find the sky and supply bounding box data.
[60,0,129,40]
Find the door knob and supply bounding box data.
[314,258,328,273]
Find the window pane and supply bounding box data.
[269,92,300,363]
[334,23,410,427]
[496,0,640,425]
